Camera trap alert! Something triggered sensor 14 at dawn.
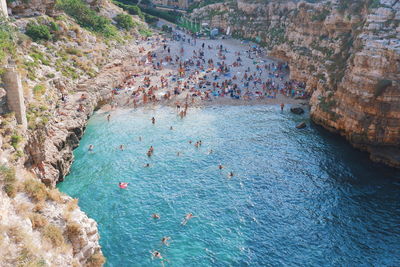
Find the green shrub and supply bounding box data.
[141,7,180,24]
[311,9,329,21]
[112,1,144,20]
[26,23,52,41]
[0,165,17,198]
[0,19,16,64]
[33,84,46,99]
[0,164,16,184]
[187,0,222,13]
[4,183,16,198]
[30,52,50,66]
[114,13,135,30]
[65,222,81,241]
[57,0,118,37]
[11,134,22,149]
[23,178,48,202]
[65,47,82,56]
[86,252,106,267]
[144,13,158,24]
[161,24,172,33]
[138,28,152,37]
[42,224,64,247]
[29,213,48,229]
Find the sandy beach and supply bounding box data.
[102,28,308,112]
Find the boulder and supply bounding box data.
[290,107,305,115]
[296,122,307,129]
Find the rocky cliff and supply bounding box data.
[191,0,400,167]
[0,0,152,265]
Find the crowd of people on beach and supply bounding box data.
[104,27,308,110]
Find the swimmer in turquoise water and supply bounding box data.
[151,250,162,259]
[119,145,124,151]
[139,136,142,141]
[144,163,150,167]
[152,213,160,219]
[147,146,154,157]
[181,213,196,225]
[170,126,173,130]
[88,144,94,151]
[107,114,111,122]
[119,182,128,189]
[228,172,234,178]
[151,117,155,124]
[218,164,224,170]
[161,236,171,246]
[208,149,213,154]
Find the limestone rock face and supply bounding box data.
[7,0,105,17]
[191,0,400,167]
[8,0,56,17]
[0,181,102,266]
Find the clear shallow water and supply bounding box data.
[58,105,400,267]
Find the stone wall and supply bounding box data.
[0,0,8,17]
[2,67,27,128]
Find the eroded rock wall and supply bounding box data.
[7,0,104,17]
[191,0,400,167]
[0,1,149,265]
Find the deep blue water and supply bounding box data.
[58,105,400,267]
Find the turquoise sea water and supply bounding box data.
[58,105,400,267]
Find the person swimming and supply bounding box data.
[228,172,234,178]
[88,144,94,151]
[181,213,196,225]
[170,126,173,130]
[107,114,111,122]
[146,146,154,157]
[144,163,150,167]
[139,136,142,141]
[151,250,162,259]
[119,182,128,189]
[218,164,224,170]
[208,149,213,154]
[152,213,160,219]
[161,236,171,246]
[151,117,155,124]
[119,145,124,151]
